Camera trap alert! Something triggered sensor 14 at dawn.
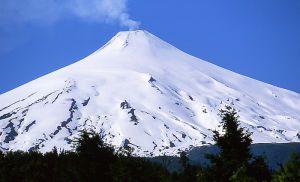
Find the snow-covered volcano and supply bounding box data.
[1,30,300,156]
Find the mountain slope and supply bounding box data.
[0,30,300,156]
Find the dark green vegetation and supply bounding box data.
[150,142,300,173]
[0,130,171,182]
[186,142,300,171]
[200,105,272,181]
[0,106,299,181]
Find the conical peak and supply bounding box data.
[116,30,175,50]
[115,30,154,39]
[1,28,300,157]
[93,30,176,55]
[117,29,148,36]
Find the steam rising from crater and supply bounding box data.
[0,0,140,30]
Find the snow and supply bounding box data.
[0,30,299,156]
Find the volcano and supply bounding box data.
[0,30,300,156]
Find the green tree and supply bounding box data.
[74,129,116,182]
[202,105,272,182]
[0,128,174,181]
[272,149,300,182]
[179,151,189,169]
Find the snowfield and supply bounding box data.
[0,30,300,156]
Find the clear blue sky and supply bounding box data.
[1,0,300,95]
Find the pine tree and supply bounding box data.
[202,105,272,182]
[272,149,300,182]
[74,129,116,181]
[179,151,189,169]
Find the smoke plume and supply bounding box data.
[0,0,140,31]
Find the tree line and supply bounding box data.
[0,105,299,181]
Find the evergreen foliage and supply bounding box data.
[201,105,272,182]
[0,129,171,182]
[185,142,300,170]
[74,129,116,181]
[0,112,297,181]
[179,151,189,169]
[272,149,300,181]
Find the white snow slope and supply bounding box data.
[0,30,300,156]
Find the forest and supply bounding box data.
[0,106,299,182]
